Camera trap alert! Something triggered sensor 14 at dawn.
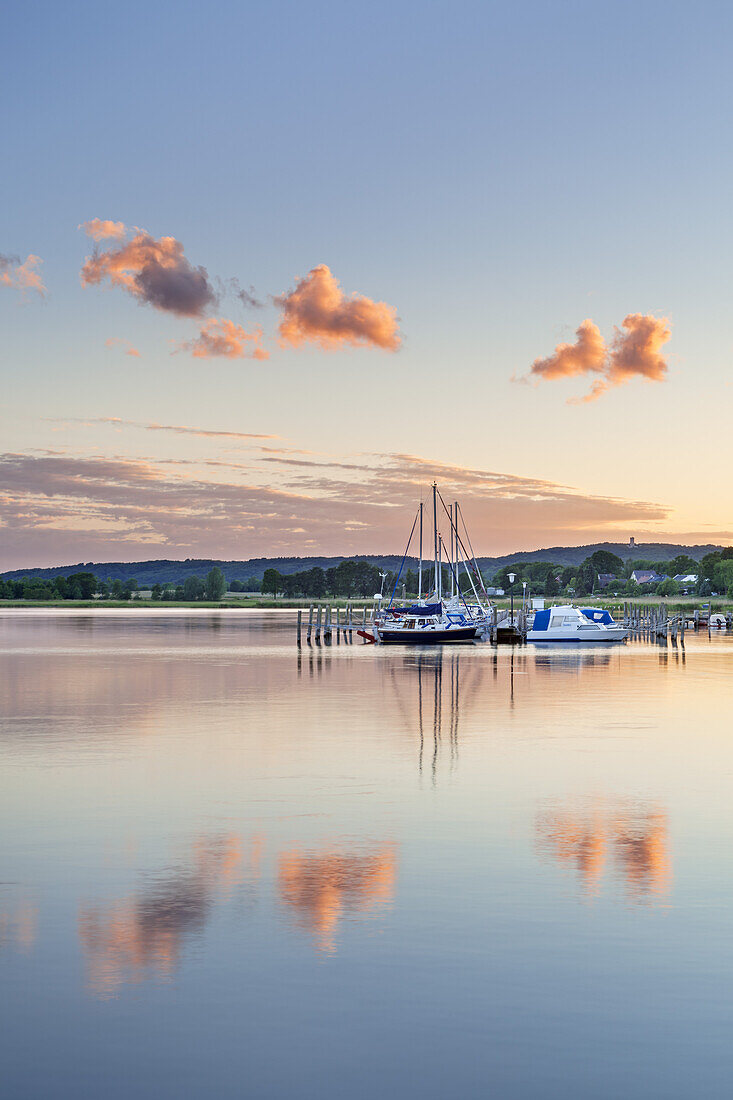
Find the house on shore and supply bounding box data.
[673,573,698,594]
[630,569,669,586]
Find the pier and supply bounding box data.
[298,602,375,646]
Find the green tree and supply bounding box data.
[183,575,205,601]
[670,555,699,576]
[151,583,162,600]
[544,572,559,597]
[589,550,624,575]
[67,571,98,599]
[713,559,733,595]
[575,559,597,596]
[658,578,680,597]
[262,569,282,597]
[205,567,226,600]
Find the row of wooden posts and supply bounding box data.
[622,603,733,639]
[296,603,373,646]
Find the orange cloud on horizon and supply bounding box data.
[277,264,401,351]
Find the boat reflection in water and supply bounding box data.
[77,834,255,997]
[536,799,672,902]
[388,650,479,782]
[278,846,398,955]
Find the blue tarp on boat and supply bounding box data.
[581,608,614,624]
[401,603,442,616]
[532,609,551,631]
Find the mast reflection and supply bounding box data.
[389,651,478,783]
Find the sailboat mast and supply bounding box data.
[432,481,439,601]
[449,505,454,597]
[454,500,459,597]
[418,502,423,600]
[438,537,442,601]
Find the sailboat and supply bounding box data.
[373,483,491,645]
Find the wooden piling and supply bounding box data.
[307,603,313,643]
[316,603,322,642]
[297,609,302,646]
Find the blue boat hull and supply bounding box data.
[378,627,477,645]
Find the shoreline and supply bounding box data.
[0,596,730,613]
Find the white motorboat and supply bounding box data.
[527,605,627,643]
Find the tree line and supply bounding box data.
[4,549,732,602]
[0,567,228,602]
[488,551,713,598]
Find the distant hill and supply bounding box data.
[1,543,722,585]
[482,542,722,570]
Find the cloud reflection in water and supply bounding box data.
[536,800,672,902]
[278,846,397,955]
[78,834,251,997]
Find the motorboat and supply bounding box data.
[527,604,627,642]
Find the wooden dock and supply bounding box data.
[298,602,374,646]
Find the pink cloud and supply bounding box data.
[0,449,671,569]
[529,319,606,382]
[176,318,269,360]
[527,314,671,401]
[80,219,127,242]
[81,227,217,317]
[105,338,141,358]
[0,253,45,297]
[276,264,401,351]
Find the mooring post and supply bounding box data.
[316,603,322,643]
[307,603,313,643]
[297,609,302,646]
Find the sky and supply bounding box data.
[2,0,733,570]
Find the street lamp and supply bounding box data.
[508,572,516,625]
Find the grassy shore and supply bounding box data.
[1,595,731,612]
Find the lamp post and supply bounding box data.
[508,572,516,626]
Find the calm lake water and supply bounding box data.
[2,610,733,1099]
